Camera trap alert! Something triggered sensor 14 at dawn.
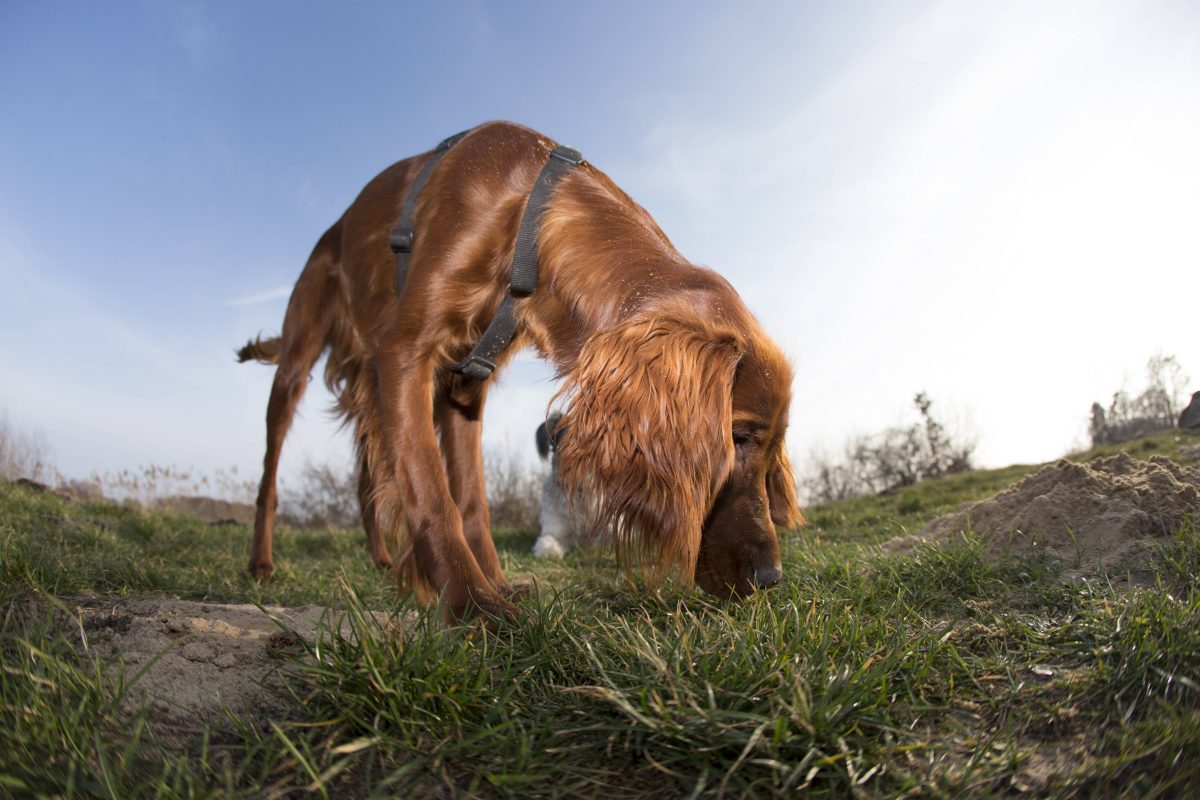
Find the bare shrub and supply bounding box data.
[270,445,547,532]
[485,445,546,531]
[84,457,355,529]
[88,464,257,507]
[0,410,54,482]
[801,445,874,504]
[800,393,976,504]
[279,458,359,529]
[1089,353,1191,446]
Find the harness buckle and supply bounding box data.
[389,226,414,254]
[457,354,497,381]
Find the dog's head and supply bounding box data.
[555,309,801,598]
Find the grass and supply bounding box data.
[1,429,1198,798]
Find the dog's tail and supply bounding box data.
[236,335,282,365]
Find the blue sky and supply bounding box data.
[2,1,1198,491]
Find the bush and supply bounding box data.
[278,445,548,532]
[800,392,975,504]
[485,446,546,531]
[0,410,53,483]
[280,458,360,529]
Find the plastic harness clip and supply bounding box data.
[389,226,414,254]
[458,355,498,382]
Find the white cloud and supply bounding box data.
[607,1,1200,469]
[224,285,294,307]
[176,3,217,69]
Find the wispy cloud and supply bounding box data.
[224,285,293,306]
[176,3,216,70]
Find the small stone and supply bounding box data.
[181,641,215,662]
[165,618,188,634]
[213,652,238,669]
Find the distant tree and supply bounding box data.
[1144,353,1189,426]
[1088,353,1191,446]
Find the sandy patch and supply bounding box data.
[883,454,1200,581]
[71,597,400,739]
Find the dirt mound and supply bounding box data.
[73,597,401,740]
[884,454,1200,581]
[152,495,257,526]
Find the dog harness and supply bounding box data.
[389,129,584,381]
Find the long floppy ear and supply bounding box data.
[767,447,804,529]
[554,315,741,581]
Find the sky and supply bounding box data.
[2,1,1198,495]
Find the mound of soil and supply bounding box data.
[884,454,1200,581]
[73,598,399,739]
[153,495,257,526]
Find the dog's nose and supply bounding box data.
[752,564,782,589]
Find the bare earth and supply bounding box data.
[72,597,398,739]
[884,453,1200,582]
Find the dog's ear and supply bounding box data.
[766,447,804,529]
[534,412,567,460]
[554,315,741,580]
[535,421,552,460]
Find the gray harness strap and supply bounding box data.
[389,128,473,294]
[456,144,583,380]
[389,131,584,381]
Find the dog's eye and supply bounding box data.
[732,430,754,448]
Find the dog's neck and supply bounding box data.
[522,169,759,375]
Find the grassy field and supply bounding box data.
[2,430,1199,798]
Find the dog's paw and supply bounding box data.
[532,535,566,559]
[443,584,520,630]
[248,562,274,582]
[499,577,539,603]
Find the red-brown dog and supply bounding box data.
[240,121,801,621]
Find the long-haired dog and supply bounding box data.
[239,121,801,623]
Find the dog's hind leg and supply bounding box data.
[356,434,394,570]
[247,237,338,580]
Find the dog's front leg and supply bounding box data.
[354,440,393,570]
[435,379,511,593]
[378,353,517,624]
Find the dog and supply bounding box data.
[239,121,802,623]
[532,412,586,559]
